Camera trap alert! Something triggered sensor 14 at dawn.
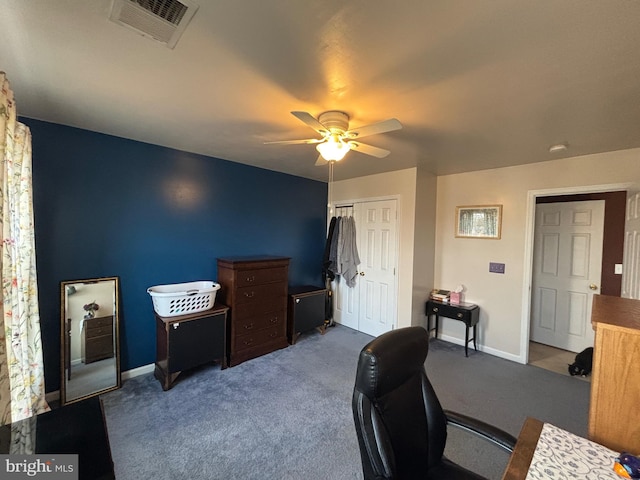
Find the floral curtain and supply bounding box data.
[0,72,48,425]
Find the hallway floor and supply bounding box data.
[528,342,590,383]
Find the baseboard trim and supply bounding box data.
[122,363,154,380]
[437,334,523,364]
[46,390,60,403]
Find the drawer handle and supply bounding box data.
[270,316,278,324]
[433,307,438,312]
[269,332,278,338]
[457,313,463,318]
[244,291,255,298]
[244,323,254,330]
[246,276,255,283]
[243,339,254,346]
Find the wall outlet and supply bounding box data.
[489,262,505,274]
[615,263,623,275]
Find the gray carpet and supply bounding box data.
[101,326,590,479]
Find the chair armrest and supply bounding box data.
[444,410,517,453]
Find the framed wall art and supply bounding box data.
[455,205,502,239]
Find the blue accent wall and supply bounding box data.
[25,118,327,393]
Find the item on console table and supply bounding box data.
[450,284,465,304]
[430,289,450,302]
[217,256,290,367]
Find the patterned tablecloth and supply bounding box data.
[525,423,621,479]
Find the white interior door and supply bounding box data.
[530,200,604,352]
[333,206,359,330]
[357,200,398,337]
[332,199,398,336]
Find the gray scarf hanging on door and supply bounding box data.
[339,216,360,288]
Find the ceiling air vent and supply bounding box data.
[109,0,199,49]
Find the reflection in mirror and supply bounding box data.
[60,277,120,405]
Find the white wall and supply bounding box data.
[331,168,418,329]
[434,148,640,361]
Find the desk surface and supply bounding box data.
[502,417,621,480]
[427,298,478,310]
[502,418,544,479]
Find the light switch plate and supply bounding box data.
[489,262,505,274]
[615,263,623,275]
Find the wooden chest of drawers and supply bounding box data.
[82,315,114,364]
[217,256,290,366]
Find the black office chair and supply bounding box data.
[352,326,516,480]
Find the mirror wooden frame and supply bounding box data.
[60,276,121,405]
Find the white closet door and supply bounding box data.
[332,199,398,337]
[357,200,398,337]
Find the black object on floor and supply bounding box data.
[0,396,114,480]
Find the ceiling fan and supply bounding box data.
[265,111,402,165]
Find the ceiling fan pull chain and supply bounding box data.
[328,160,334,216]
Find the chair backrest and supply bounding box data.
[352,326,448,479]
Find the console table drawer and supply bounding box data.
[426,302,478,326]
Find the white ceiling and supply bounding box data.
[2,0,640,182]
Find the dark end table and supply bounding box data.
[426,299,479,357]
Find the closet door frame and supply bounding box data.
[330,195,400,336]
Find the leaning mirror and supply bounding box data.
[60,276,121,405]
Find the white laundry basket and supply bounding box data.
[147,281,220,317]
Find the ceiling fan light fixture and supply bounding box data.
[316,135,351,161]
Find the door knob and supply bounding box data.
[589,284,598,290]
[359,271,365,276]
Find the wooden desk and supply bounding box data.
[425,299,479,356]
[501,418,543,479]
[589,294,640,453]
[502,417,620,480]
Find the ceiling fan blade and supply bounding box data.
[291,111,329,135]
[264,138,324,145]
[345,118,402,139]
[348,141,390,158]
